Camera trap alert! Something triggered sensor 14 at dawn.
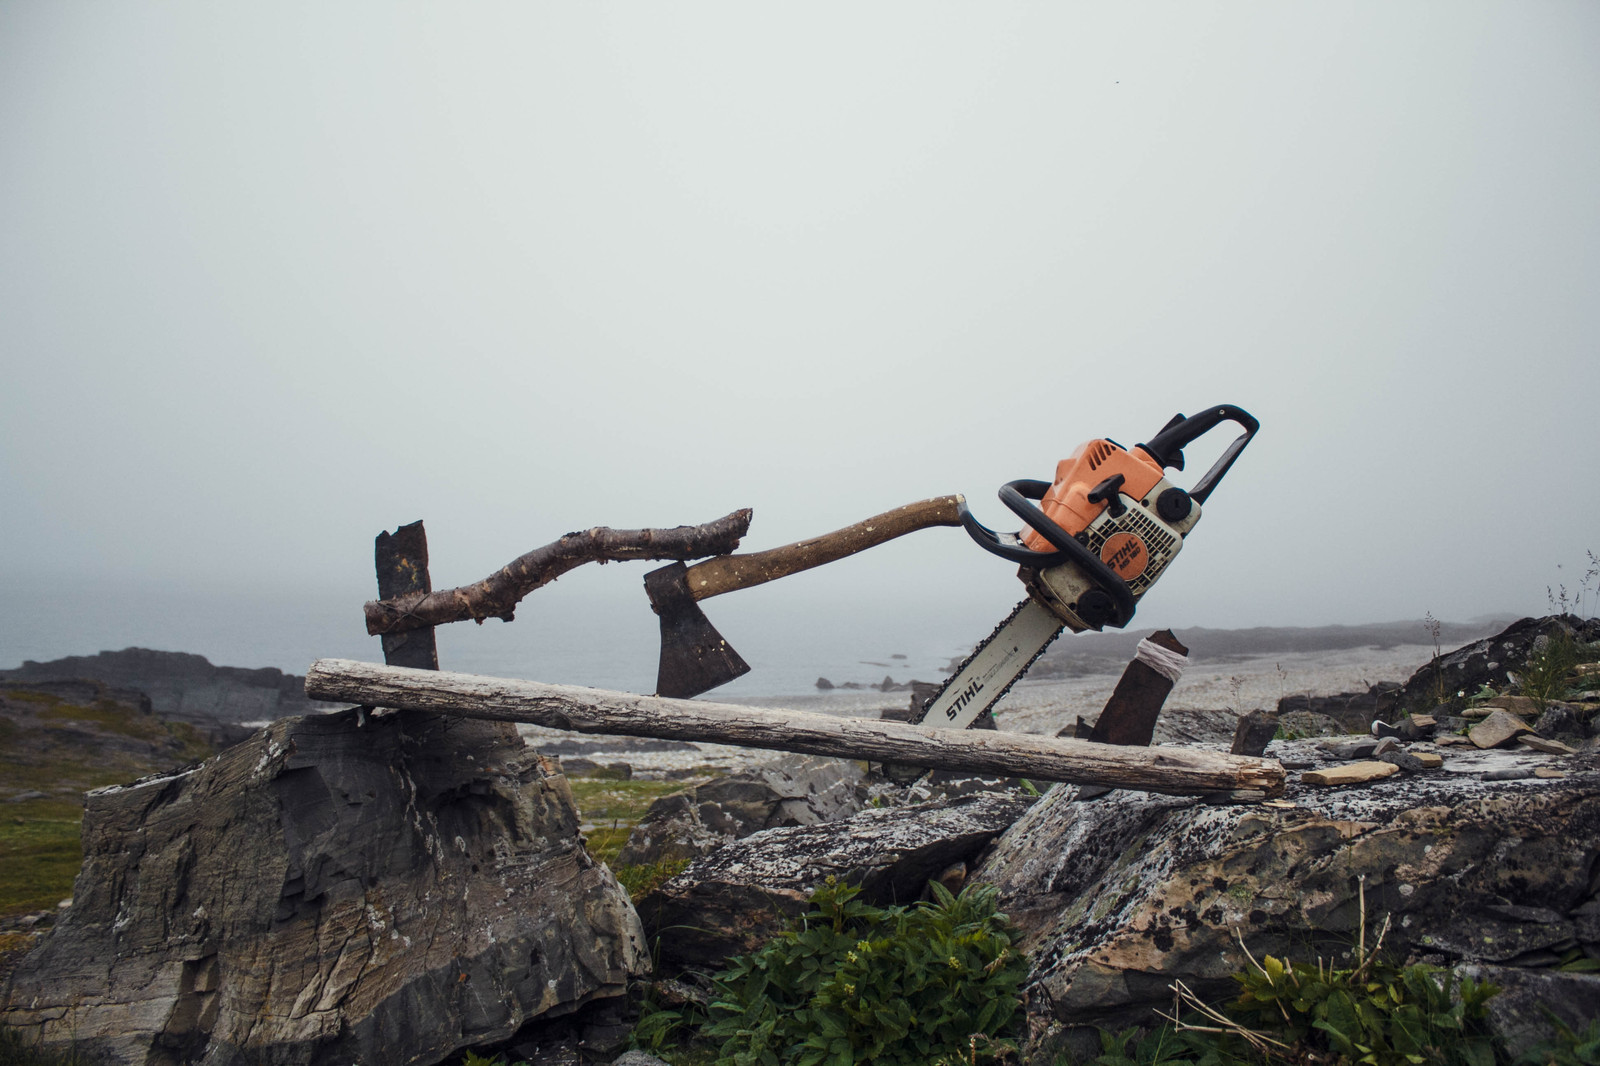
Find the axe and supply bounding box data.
[645,495,966,698]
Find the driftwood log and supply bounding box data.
[364,510,752,636]
[305,660,1286,796]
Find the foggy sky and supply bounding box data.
[3,3,1598,659]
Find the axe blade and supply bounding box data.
[647,562,752,699]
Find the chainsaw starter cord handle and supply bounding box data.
[1136,404,1259,505]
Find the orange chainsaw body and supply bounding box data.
[1020,440,1166,554]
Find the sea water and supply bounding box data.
[0,574,1017,700]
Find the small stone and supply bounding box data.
[1469,710,1534,749]
[1409,751,1444,768]
[1463,708,1492,719]
[1379,752,1427,773]
[1534,768,1566,779]
[1517,735,1576,756]
[1230,710,1280,757]
[1481,768,1535,781]
[1299,761,1402,786]
[1436,734,1472,746]
[1373,737,1400,755]
[1409,714,1437,731]
[1262,799,1299,809]
[1279,758,1316,770]
[1320,738,1378,759]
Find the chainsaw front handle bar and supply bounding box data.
[1136,404,1259,504]
[957,481,1138,628]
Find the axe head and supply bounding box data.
[646,562,751,699]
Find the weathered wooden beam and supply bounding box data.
[375,521,439,670]
[364,509,754,636]
[305,659,1286,796]
[1088,629,1188,747]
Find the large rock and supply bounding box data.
[1276,682,1401,734]
[1,708,648,1066]
[973,742,1600,1060]
[615,754,876,867]
[1392,615,1600,715]
[636,791,1033,973]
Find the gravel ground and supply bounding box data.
[517,643,1440,778]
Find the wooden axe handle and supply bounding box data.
[683,495,966,601]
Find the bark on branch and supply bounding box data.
[364,509,752,636]
[306,659,1287,796]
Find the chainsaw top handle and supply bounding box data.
[1136,403,1258,504]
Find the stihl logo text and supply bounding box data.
[1099,532,1149,580]
[945,680,984,719]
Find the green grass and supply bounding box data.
[0,800,84,916]
[566,775,698,866]
[0,689,215,922]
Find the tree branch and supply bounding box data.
[363,509,753,636]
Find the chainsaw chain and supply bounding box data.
[907,597,1065,727]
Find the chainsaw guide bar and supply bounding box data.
[911,597,1066,729]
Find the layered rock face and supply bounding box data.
[976,746,1600,1059]
[2,708,648,1066]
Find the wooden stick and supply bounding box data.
[364,509,753,636]
[305,659,1286,796]
[682,496,965,601]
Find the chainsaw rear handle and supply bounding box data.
[958,481,1137,628]
[1136,404,1258,504]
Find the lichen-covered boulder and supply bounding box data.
[1,708,648,1066]
[1393,615,1600,715]
[974,741,1600,1060]
[637,791,1033,973]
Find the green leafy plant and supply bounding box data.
[693,877,1028,1066]
[1520,631,1581,712]
[614,857,691,901]
[1089,881,1502,1066]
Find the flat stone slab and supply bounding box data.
[1299,761,1401,786]
[1470,709,1534,749]
[1519,735,1577,755]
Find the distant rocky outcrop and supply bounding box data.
[0,648,340,743]
[1,708,648,1066]
[1028,618,1512,679]
[0,679,212,788]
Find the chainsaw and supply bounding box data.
[641,404,1257,709]
[912,403,1259,728]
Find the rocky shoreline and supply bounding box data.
[2,615,1597,1064]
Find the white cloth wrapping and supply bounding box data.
[1134,637,1188,683]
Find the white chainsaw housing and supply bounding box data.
[1025,475,1202,632]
